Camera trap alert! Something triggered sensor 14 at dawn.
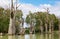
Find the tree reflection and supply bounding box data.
[45,34,48,39]
[40,34,44,39]
[0,35,2,39]
[49,34,52,39]
[8,35,15,39]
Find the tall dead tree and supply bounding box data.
[8,0,15,35]
[44,8,49,34]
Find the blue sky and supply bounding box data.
[19,0,60,6]
[16,0,60,18]
[17,0,60,27]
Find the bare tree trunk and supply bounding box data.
[30,22,33,34]
[51,21,54,33]
[18,18,24,35]
[40,26,43,33]
[49,22,51,34]
[45,23,48,34]
[8,0,15,35]
[8,18,15,35]
[40,20,43,34]
[45,8,49,34]
[30,25,33,34]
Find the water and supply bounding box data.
[0,33,59,39]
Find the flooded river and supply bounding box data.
[0,33,59,39]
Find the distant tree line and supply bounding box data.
[25,11,59,33]
[0,7,59,34]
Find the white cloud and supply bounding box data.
[18,3,51,18]
[0,0,60,18]
[18,3,60,18]
[0,0,17,9]
[49,2,60,17]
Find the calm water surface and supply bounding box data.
[0,33,59,39]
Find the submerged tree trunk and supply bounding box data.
[40,26,43,33]
[8,0,15,35]
[18,18,25,35]
[30,21,33,34]
[40,20,43,34]
[45,23,48,34]
[45,8,49,34]
[49,22,51,34]
[8,18,15,35]
[51,21,54,33]
[30,23,33,34]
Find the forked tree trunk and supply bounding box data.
[49,22,51,34]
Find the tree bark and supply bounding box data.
[40,20,43,34]
[8,0,15,35]
[30,22,33,34]
[45,23,48,34]
[49,22,51,34]
[40,26,43,33]
[8,17,15,35]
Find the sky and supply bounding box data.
[19,0,60,5]
[18,0,60,18]
[0,0,60,17]
[0,0,60,27]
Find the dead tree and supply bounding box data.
[8,0,15,35]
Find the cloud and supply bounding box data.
[49,1,60,17]
[18,3,60,18]
[18,3,51,18]
[0,0,17,9]
[0,0,60,18]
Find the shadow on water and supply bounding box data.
[0,33,59,39]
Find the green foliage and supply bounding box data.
[26,11,59,32]
[0,7,23,33]
[0,7,59,34]
[15,10,23,19]
[0,8,10,33]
